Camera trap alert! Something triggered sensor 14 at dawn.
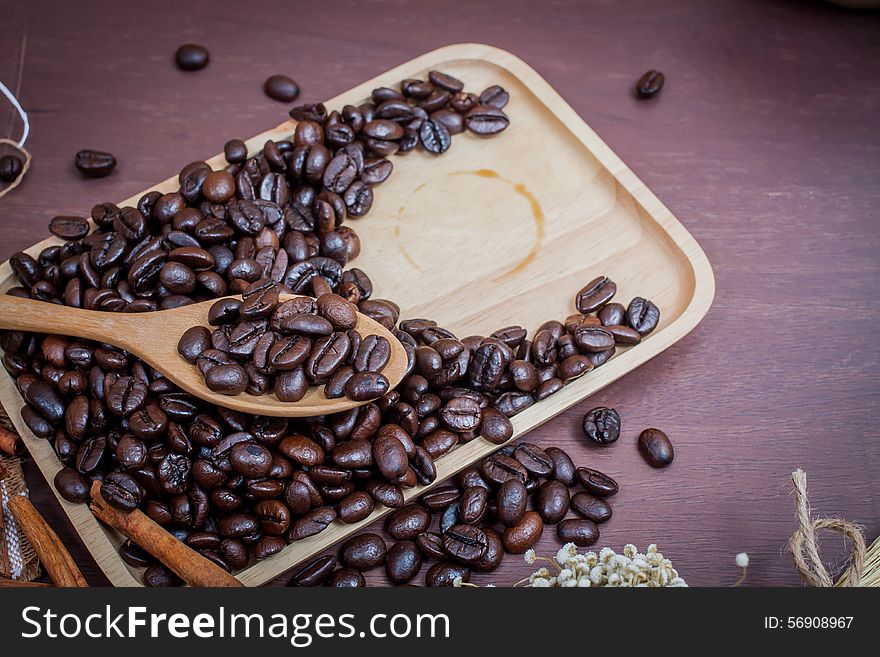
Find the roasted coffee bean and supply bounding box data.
[49,216,90,241]
[264,74,300,102]
[421,485,461,512]
[481,453,527,486]
[443,524,487,563]
[536,480,570,524]
[419,118,452,154]
[440,397,481,432]
[575,467,619,497]
[340,532,386,570]
[385,504,431,540]
[471,527,504,573]
[502,510,543,554]
[479,85,509,109]
[0,153,23,181]
[288,506,336,540]
[544,447,576,486]
[571,492,613,523]
[638,427,674,467]
[576,276,616,313]
[54,467,91,503]
[224,139,248,164]
[465,105,509,135]
[353,334,391,372]
[338,491,374,523]
[478,407,513,444]
[558,354,593,381]
[100,471,145,511]
[343,371,389,401]
[413,531,444,561]
[626,297,661,335]
[119,539,153,568]
[205,364,248,395]
[25,381,65,423]
[557,518,600,546]
[289,554,336,587]
[229,442,273,478]
[254,499,291,535]
[116,435,148,470]
[143,564,182,587]
[425,561,469,587]
[510,359,539,392]
[175,44,209,71]
[605,324,642,345]
[574,325,615,353]
[279,434,324,466]
[512,442,553,477]
[177,326,211,363]
[496,479,528,527]
[384,540,422,585]
[598,302,626,327]
[582,407,621,445]
[329,568,366,587]
[459,486,488,524]
[636,70,665,98]
[75,150,117,178]
[365,479,404,508]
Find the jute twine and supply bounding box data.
[0,139,31,200]
[788,468,866,587]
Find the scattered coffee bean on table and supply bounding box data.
[636,70,665,98]
[0,153,23,182]
[582,406,621,445]
[638,427,674,467]
[175,44,210,71]
[74,150,117,178]
[264,75,300,102]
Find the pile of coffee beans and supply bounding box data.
[178,279,392,402]
[3,70,659,585]
[282,443,617,587]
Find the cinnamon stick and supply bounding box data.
[0,424,18,456]
[89,481,243,587]
[7,495,88,587]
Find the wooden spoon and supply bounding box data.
[0,294,407,417]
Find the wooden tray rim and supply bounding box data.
[0,42,715,586]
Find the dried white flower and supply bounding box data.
[452,576,463,588]
[524,549,537,565]
[736,552,749,568]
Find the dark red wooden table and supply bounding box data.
[1,0,878,586]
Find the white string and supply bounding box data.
[0,79,29,148]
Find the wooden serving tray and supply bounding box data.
[0,43,714,586]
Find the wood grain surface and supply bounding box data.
[0,0,877,587]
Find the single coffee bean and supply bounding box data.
[385,504,431,540]
[638,427,674,467]
[74,150,117,178]
[345,371,389,401]
[481,453,527,486]
[54,467,90,503]
[279,434,324,467]
[557,518,600,546]
[385,540,423,585]
[289,554,336,587]
[459,486,489,524]
[338,491,374,523]
[0,154,23,181]
[443,524,488,563]
[205,364,248,395]
[464,105,509,135]
[496,479,528,527]
[478,407,513,444]
[606,324,642,345]
[119,539,153,568]
[143,564,182,587]
[264,74,300,102]
[558,354,593,381]
[329,568,366,587]
[576,276,617,313]
[582,406,621,445]
[416,531,447,561]
[513,442,553,477]
[229,442,273,478]
[502,510,543,554]
[340,532,386,570]
[100,471,144,512]
[425,561,470,587]
[598,302,626,326]
[571,492,613,523]
[288,506,336,541]
[574,325,615,353]
[439,397,482,432]
[472,527,504,573]
[175,44,209,71]
[575,467,619,497]
[365,479,404,508]
[177,326,211,363]
[626,297,661,335]
[546,447,576,486]
[49,216,90,241]
[224,139,248,164]
[636,70,665,98]
[479,85,509,109]
[536,480,570,524]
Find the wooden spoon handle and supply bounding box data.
[0,294,124,341]
[8,495,88,587]
[89,481,244,587]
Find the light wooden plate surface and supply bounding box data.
[0,43,714,586]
